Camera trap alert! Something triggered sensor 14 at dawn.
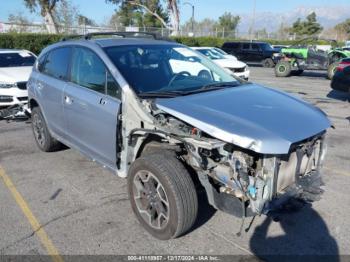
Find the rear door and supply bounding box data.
[251,43,263,62]
[35,47,71,138]
[241,43,251,61]
[64,46,122,168]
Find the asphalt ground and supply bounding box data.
[0,66,349,261]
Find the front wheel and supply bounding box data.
[128,152,198,240]
[275,61,292,77]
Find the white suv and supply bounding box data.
[0,49,36,107]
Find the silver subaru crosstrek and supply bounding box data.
[28,32,331,240]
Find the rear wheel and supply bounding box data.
[275,61,292,77]
[31,107,61,152]
[128,152,198,240]
[262,58,274,68]
[327,62,339,80]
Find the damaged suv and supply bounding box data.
[28,32,331,240]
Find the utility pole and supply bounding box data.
[184,2,195,36]
[250,0,256,41]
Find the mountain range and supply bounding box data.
[236,5,350,33]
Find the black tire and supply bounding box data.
[262,58,274,68]
[275,61,292,77]
[128,152,198,240]
[327,62,338,80]
[31,107,61,152]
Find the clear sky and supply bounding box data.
[1,0,350,24]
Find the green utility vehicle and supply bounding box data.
[275,38,350,79]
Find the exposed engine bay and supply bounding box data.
[126,99,327,219]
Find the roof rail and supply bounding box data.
[84,31,159,40]
[60,34,84,41]
[60,31,174,42]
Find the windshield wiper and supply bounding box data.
[180,81,240,95]
[138,91,182,98]
[138,82,240,98]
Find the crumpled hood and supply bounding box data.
[156,84,331,154]
[0,66,33,83]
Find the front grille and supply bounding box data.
[16,82,27,90]
[17,96,28,102]
[231,67,246,73]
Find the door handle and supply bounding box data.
[99,97,107,105]
[64,95,73,105]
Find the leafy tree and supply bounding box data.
[115,1,139,26]
[107,12,124,29]
[217,12,240,37]
[303,12,323,35]
[142,0,169,28]
[23,0,60,33]
[78,15,97,27]
[289,12,323,37]
[334,19,350,38]
[107,0,179,35]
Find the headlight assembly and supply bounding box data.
[0,83,17,89]
[0,95,13,102]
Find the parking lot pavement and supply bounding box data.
[0,67,349,258]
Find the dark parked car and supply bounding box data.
[222,41,280,67]
[331,58,350,93]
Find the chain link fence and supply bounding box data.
[0,21,341,42]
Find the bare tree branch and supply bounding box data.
[128,1,171,29]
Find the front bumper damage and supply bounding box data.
[176,129,327,219]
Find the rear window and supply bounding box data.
[42,47,71,80]
[251,43,260,50]
[0,52,36,67]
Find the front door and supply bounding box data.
[64,47,122,168]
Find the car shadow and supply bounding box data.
[297,71,328,78]
[189,188,216,233]
[327,90,350,102]
[249,200,339,262]
[247,62,263,68]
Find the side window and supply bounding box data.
[70,47,106,94]
[242,43,250,50]
[42,47,71,80]
[107,72,122,99]
[251,44,260,51]
[230,43,240,50]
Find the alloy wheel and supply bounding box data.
[133,170,170,230]
[32,113,46,147]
